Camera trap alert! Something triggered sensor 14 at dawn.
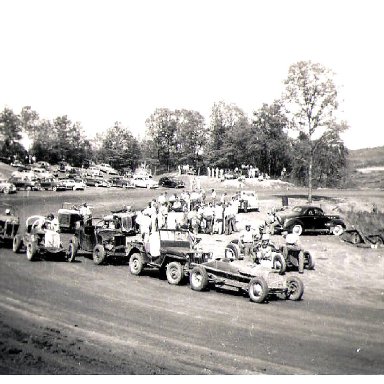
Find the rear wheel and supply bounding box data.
[166,261,183,285]
[190,265,208,291]
[93,244,106,265]
[304,251,315,270]
[272,253,286,275]
[286,276,304,301]
[13,235,23,253]
[3,187,10,194]
[248,277,269,303]
[129,252,144,275]
[26,242,37,261]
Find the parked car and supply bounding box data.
[35,161,51,169]
[188,259,304,303]
[57,178,86,191]
[132,175,159,189]
[13,215,72,262]
[86,167,102,177]
[128,229,211,285]
[10,160,24,168]
[96,164,119,175]
[109,176,135,188]
[8,176,41,191]
[235,190,259,212]
[32,168,53,180]
[273,205,346,235]
[159,177,185,189]
[0,179,17,194]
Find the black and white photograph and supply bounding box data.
[0,0,383,377]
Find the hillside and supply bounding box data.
[348,146,384,168]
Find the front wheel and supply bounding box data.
[129,252,144,275]
[225,243,240,259]
[13,235,23,253]
[286,276,304,301]
[93,244,106,265]
[166,261,183,285]
[248,277,269,303]
[67,241,78,262]
[332,225,344,236]
[26,242,37,261]
[190,265,208,291]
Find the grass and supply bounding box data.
[341,209,384,234]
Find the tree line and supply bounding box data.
[0,61,349,201]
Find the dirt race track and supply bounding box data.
[0,186,383,374]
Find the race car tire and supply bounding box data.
[67,240,77,262]
[225,243,240,260]
[166,261,183,285]
[286,276,304,301]
[190,265,209,291]
[13,235,23,253]
[26,242,37,261]
[292,225,303,236]
[129,252,144,275]
[93,244,106,265]
[272,253,287,275]
[304,251,315,270]
[332,225,344,236]
[248,277,269,303]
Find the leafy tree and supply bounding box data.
[283,61,348,202]
[251,100,291,176]
[0,107,26,160]
[98,122,140,170]
[145,108,177,172]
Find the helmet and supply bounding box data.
[5,208,11,215]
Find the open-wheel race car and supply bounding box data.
[67,211,138,265]
[127,228,212,285]
[12,215,71,262]
[189,259,304,303]
[0,206,20,247]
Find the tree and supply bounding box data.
[145,108,177,172]
[98,122,140,170]
[251,100,291,176]
[283,61,348,202]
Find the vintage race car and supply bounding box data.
[57,202,83,233]
[67,212,139,264]
[128,229,211,285]
[0,208,20,247]
[273,205,346,235]
[189,259,304,303]
[13,215,70,262]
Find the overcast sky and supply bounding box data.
[1,0,383,149]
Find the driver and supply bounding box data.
[255,233,273,264]
[45,213,59,232]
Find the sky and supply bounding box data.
[0,0,383,150]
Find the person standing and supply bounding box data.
[239,224,255,262]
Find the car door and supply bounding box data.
[301,208,315,230]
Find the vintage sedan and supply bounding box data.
[0,179,17,194]
[274,205,346,235]
[132,175,159,189]
[57,178,86,191]
[159,177,185,189]
[8,176,41,191]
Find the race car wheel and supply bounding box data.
[166,261,183,285]
[93,244,106,265]
[292,225,303,236]
[225,243,240,260]
[332,225,344,236]
[129,252,144,275]
[13,235,23,253]
[190,265,208,291]
[248,277,269,303]
[67,240,78,263]
[304,251,315,270]
[272,253,287,275]
[286,276,304,301]
[26,242,37,261]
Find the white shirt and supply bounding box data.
[240,229,254,243]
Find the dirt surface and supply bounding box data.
[0,185,384,374]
